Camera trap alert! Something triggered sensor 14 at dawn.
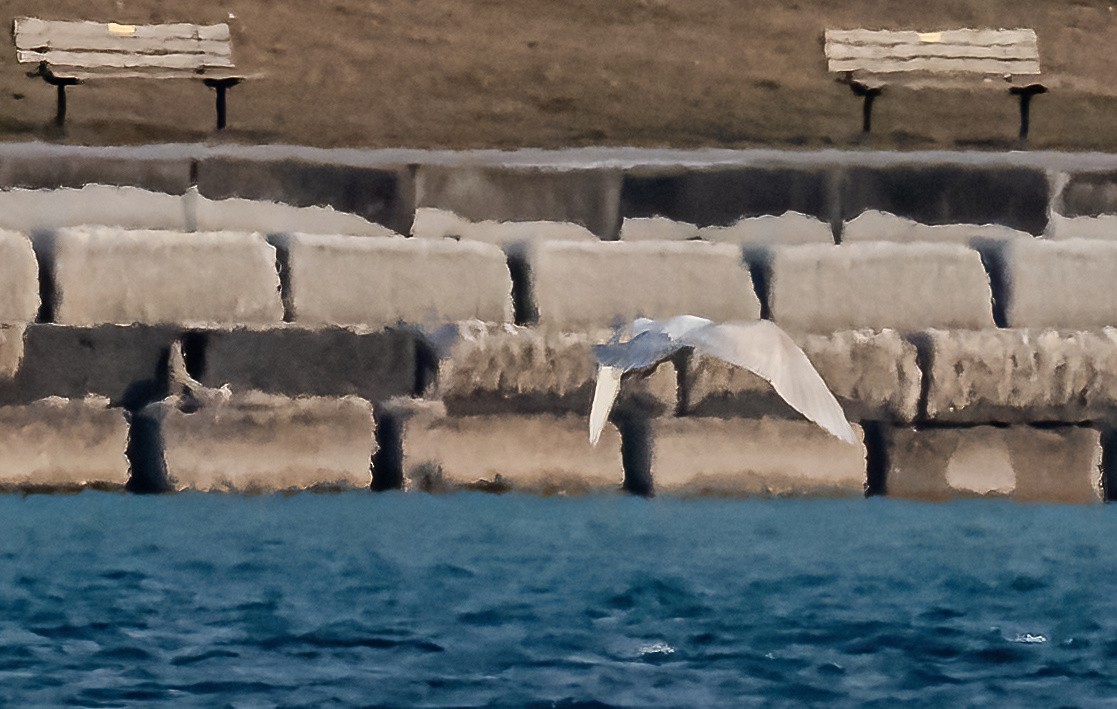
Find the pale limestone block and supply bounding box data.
[769,242,994,333]
[531,241,760,330]
[886,426,1102,503]
[193,193,400,236]
[686,329,920,423]
[1001,239,1117,328]
[402,412,623,494]
[649,417,866,496]
[619,216,700,241]
[411,207,597,246]
[0,324,23,379]
[0,397,128,488]
[842,210,1032,244]
[923,328,1117,424]
[1046,214,1117,241]
[698,212,834,245]
[278,233,513,326]
[48,227,282,326]
[0,185,189,231]
[435,324,676,416]
[0,230,38,322]
[148,393,375,491]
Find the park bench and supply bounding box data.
[824,29,1046,142]
[13,17,247,130]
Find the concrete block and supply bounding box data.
[1046,215,1117,241]
[768,242,994,333]
[699,212,834,245]
[0,186,189,232]
[46,227,283,326]
[0,230,38,322]
[142,393,375,491]
[415,166,621,239]
[0,325,178,408]
[621,168,831,225]
[997,239,1117,328]
[921,328,1117,424]
[886,426,1102,503]
[842,210,1033,244]
[686,329,921,423]
[411,207,597,246]
[198,325,418,402]
[196,158,413,235]
[0,155,191,194]
[839,166,1048,235]
[401,412,623,493]
[1060,171,1117,218]
[0,397,128,489]
[0,324,23,379]
[193,193,400,236]
[435,324,676,416]
[531,241,760,329]
[648,417,866,496]
[621,212,833,245]
[278,234,513,326]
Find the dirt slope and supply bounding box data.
[1,0,1116,150]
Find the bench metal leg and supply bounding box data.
[848,82,883,136]
[28,62,80,127]
[1010,84,1048,144]
[203,78,243,131]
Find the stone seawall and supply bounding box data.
[3,146,1117,501]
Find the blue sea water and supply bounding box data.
[0,493,1115,707]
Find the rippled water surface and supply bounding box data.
[1,493,1116,707]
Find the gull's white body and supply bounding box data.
[589,316,858,446]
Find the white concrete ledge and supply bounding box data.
[1001,239,1117,328]
[649,417,867,496]
[0,397,128,488]
[531,241,760,329]
[48,227,283,326]
[411,208,597,246]
[279,234,513,326]
[842,210,1032,244]
[769,242,995,332]
[886,425,1102,503]
[0,230,38,322]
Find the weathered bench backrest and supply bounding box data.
[825,29,1040,83]
[13,18,235,78]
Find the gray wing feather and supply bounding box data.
[680,321,859,444]
[593,331,682,371]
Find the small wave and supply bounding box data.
[1011,633,1048,644]
[639,641,675,656]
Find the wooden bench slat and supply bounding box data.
[826,28,1037,47]
[14,18,230,44]
[18,49,235,71]
[15,37,232,56]
[830,57,1041,76]
[826,43,1038,63]
[41,68,254,81]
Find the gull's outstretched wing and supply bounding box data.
[589,365,623,445]
[680,320,859,444]
[593,330,682,372]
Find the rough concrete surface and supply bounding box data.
[841,210,1033,244]
[415,166,622,239]
[401,412,624,494]
[886,425,1102,503]
[0,229,39,322]
[147,392,375,491]
[1000,239,1117,328]
[1045,214,1117,240]
[531,240,760,329]
[435,324,676,416]
[47,227,283,326]
[620,212,833,245]
[0,324,23,379]
[0,324,178,408]
[686,328,921,423]
[410,207,598,246]
[199,325,419,402]
[768,242,995,332]
[278,233,513,326]
[649,417,867,496]
[922,328,1117,423]
[0,186,189,232]
[0,396,129,488]
[0,155,192,194]
[194,193,400,236]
